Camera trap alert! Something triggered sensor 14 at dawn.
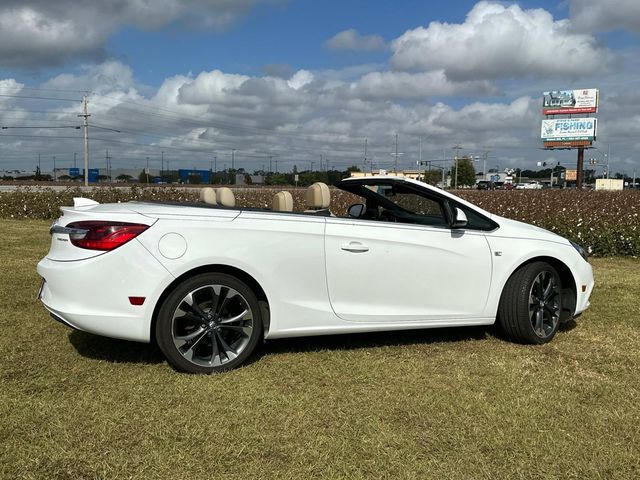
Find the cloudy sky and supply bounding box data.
[1,0,639,175]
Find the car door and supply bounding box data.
[324,211,493,323]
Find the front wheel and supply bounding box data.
[156,273,263,373]
[498,262,563,344]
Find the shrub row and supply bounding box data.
[1,186,638,256]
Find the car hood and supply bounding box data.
[490,215,569,245]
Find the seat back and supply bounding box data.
[304,182,330,215]
[216,187,236,207]
[200,187,217,205]
[272,191,293,212]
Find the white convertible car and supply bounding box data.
[37,176,594,373]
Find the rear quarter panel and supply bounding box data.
[136,211,338,338]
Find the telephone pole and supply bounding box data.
[390,133,404,174]
[105,149,112,182]
[78,95,90,186]
[53,156,56,182]
[364,138,368,171]
[452,145,463,189]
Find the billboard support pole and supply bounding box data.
[577,147,584,190]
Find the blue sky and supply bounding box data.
[1,0,639,175]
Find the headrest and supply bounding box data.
[305,182,330,209]
[200,187,217,205]
[216,187,236,207]
[272,191,293,212]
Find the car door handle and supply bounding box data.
[341,241,369,253]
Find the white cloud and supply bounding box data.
[570,0,640,34]
[288,70,314,90]
[0,0,269,68]
[325,29,387,51]
[351,70,496,99]
[391,1,610,80]
[177,70,250,105]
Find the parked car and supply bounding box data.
[476,180,495,190]
[37,176,594,373]
[516,181,544,190]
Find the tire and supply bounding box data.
[497,262,562,344]
[156,273,263,373]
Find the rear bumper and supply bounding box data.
[37,239,174,343]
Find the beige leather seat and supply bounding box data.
[272,191,293,212]
[199,187,217,205]
[304,182,332,216]
[216,187,236,207]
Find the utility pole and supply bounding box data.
[78,95,90,186]
[483,151,489,181]
[146,157,150,184]
[275,160,278,173]
[395,133,398,173]
[364,137,368,171]
[105,149,112,183]
[390,133,404,174]
[269,156,272,174]
[310,161,314,172]
[53,156,56,182]
[231,149,236,170]
[419,137,422,164]
[452,145,463,189]
[161,151,164,179]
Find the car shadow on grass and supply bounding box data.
[261,325,491,357]
[68,330,164,365]
[67,325,491,368]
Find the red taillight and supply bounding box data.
[66,221,149,251]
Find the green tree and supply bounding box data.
[421,169,442,186]
[449,156,476,188]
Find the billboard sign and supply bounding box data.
[69,168,80,177]
[541,118,596,142]
[565,169,577,181]
[542,89,598,115]
[88,169,100,183]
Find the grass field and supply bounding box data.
[1,219,639,479]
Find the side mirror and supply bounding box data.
[451,207,468,229]
[347,203,366,218]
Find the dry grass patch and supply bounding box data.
[0,219,639,479]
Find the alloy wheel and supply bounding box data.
[528,270,561,338]
[171,284,254,367]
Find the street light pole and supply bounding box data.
[146,157,150,184]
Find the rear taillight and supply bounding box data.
[65,221,149,251]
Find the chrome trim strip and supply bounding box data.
[50,225,89,236]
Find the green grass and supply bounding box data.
[1,219,639,479]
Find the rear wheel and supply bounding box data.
[498,262,562,344]
[156,273,262,373]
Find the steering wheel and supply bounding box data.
[379,210,397,222]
